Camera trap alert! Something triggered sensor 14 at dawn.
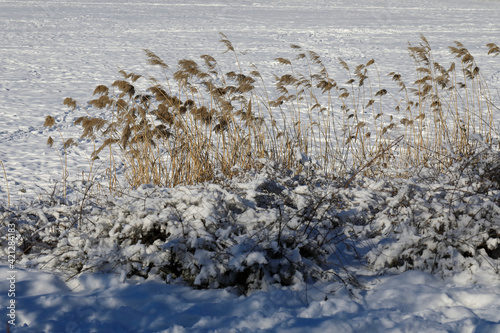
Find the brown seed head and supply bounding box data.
[44,115,56,128]
[63,97,77,110]
[93,85,109,95]
[275,58,292,66]
[144,49,169,68]
[219,32,234,53]
[64,138,77,149]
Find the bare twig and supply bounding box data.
[0,161,10,207]
[344,135,404,189]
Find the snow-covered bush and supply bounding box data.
[365,144,500,278]
[0,166,363,293]
[2,146,500,291]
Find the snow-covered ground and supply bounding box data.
[2,264,500,333]
[2,0,500,332]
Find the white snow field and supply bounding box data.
[2,0,500,332]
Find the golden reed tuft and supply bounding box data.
[46,35,499,189]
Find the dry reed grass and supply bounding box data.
[43,115,78,197]
[47,34,499,189]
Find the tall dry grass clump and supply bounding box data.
[47,34,499,189]
[391,35,498,170]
